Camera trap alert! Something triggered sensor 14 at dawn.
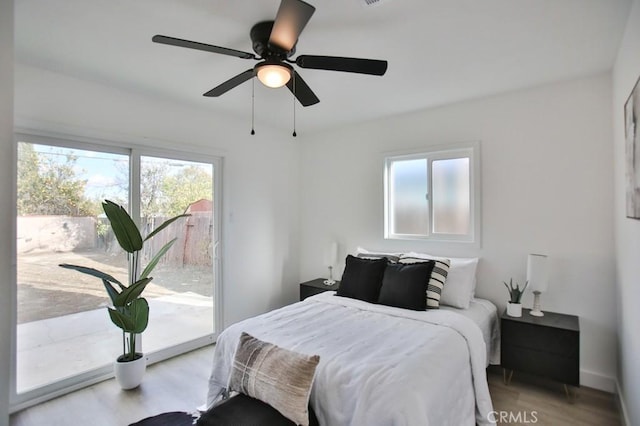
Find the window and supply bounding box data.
[13,134,222,407]
[384,142,480,244]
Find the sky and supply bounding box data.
[26,143,212,201]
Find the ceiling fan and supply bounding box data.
[152,0,388,107]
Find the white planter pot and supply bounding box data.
[507,302,522,317]
[114,353,146,390]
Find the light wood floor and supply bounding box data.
[487,367,621,425]
[10,345,216,426]
[11,346,621,426]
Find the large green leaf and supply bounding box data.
[143,214,190,242]
[107,299,149,334]
[128,298,149,334]
[59,264,125,290]
[103,200,143,253]
[114,277,152,307]
[102,279,120,305]
[108,307,135,332]
[139,238,176,280]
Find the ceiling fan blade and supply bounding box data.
[152,35,256,60]
[295,55,388,76]
[203,69,255,97]
[286,71,319,107]
[269,0,316,52]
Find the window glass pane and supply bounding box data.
[390,158,429,235]
[139,156,214,354]
[432,157,470,235]
[16,142,128,393]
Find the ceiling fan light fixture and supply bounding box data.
[256,62,292,88]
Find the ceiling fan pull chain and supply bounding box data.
[251,78,256,135]
[292,74,297,137]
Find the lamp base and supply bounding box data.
[323,265,336,286]
[529,291,544,316]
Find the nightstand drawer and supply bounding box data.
[502,321,579,358]
[501,308,580,387]
[502,346,579,386]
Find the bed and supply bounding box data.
[205,291,498,426]
[441,297,501,367]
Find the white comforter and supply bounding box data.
[206,292,495,426]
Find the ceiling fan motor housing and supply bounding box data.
[250,21,295,59]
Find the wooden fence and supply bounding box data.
[144,212,213,267]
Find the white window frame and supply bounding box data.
[384,141,481,246]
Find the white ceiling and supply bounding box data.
[15,0,632,133]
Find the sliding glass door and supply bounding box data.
[138,155,215,354]
[16,142,129,393]
[13,135,220,406]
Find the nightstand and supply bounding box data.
[299,278,340,301]
[501,308,580,394]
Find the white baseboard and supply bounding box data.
[615,380,631,426]
[580,371,631,425]
[579,369,615,392]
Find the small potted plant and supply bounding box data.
[503,278,528,317]
[60,200,189,389]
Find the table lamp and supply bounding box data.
[527,253,549,317]
[323,242,338,285]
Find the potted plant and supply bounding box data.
[503,278,528,317]
[60,200,189,389]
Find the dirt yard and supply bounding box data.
[17,249,213,324]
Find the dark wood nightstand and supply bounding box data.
[501,308,580,394]
[299,278,340,301]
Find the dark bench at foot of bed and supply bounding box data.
[197,394,319,426]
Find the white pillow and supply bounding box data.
[400,252,479,309]
[356,246,402,262]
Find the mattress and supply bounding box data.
[440,298,501,366]
[206,292,495,426]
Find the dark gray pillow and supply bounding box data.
[228,333,320,426]
[336,255,388,303]
[399,256,450,309]
[377,261,435,311]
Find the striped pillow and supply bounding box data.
[356,247,402,263]
[228,332,320,426]
[398,256,450,309]
[356,252,400,263]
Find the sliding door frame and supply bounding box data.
[10,131,223,412]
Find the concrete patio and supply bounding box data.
[16,292,214,393]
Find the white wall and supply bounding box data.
[613,0,640,424]
[0,1,13,424]
[299,74,617,391]
[14,64,302,329]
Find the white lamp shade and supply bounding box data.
[324,242,338,267]
[527,254,549,292]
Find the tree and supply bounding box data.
[161,165,213,216]
[115,159,169,220]
[16,143,40,215]
[115,158,213,218]
[17,143,94,216]
[140,161,168,219]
